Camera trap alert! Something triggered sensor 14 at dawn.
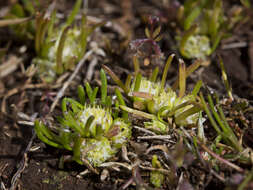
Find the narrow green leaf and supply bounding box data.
[102,64,128,93]
[83,116,95,137]
[72,137,83,165]
[105,96,112,107]
[219,56,233,100]
[91,87,99,104]
[65,0,82,27]
[133,72,142,92]
[150,67,159,82]
[115,88,128,119]
[172,59,201,90]
[192,80,202,97]
[62,98,67,112]
[56,26,70,74]
[85,82,93,102]
[78,85,86,105]
[125,74,132,92]
[179,59,186,98]
[200,93,221,134]
[100,69,107,105]
[35,14,43,54]
[207,94,229,134]
[59,130,72,150]
[184,6,201,30]
[161,54,174,90]
[133,55,140,75]
[34,120,63,148]
[63,112,83,134]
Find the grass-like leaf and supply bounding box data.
[219,56,233,100]
[133,72,142,92]
[100,69,107,105]
[56,26,70,74]
[161,54,174,90]
[150,66,159,82]
[178,59,186,98]
[72,137,83,165]
[115,88,128,119]
[84,116,95,137]
[200,92,242,152]
[65,0,82,27]
[34,120,64,149]
[78,85,86,105]
[172,59,201,90]
[133,55,140,74]
[192,80,202,97]
[102,64,128,93]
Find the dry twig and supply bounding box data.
[50,50,93,113]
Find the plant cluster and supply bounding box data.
[35,69,131,167]
[176,0,247,59]
[32,0,103,83]
[2,1,250,188]
[103,54,203,134]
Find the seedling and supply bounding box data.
[103,54,203,133]
[34,69,131,167]
[200,92,242,152]
[177,0,244,59]
[150,155,165,188]
[32,0,103,82]
[129,15,164,67]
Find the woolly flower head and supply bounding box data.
[80,106,113,136]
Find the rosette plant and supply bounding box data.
[34,69,131,168]
[32,0,103,83]
[176,0,241,59]
[103,54,203,134]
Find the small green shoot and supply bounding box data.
[200,92,242,152]
[150,155,165,188]
[35,69,132,168]
[219,56,233,101]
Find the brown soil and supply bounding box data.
[0,0,253,190]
